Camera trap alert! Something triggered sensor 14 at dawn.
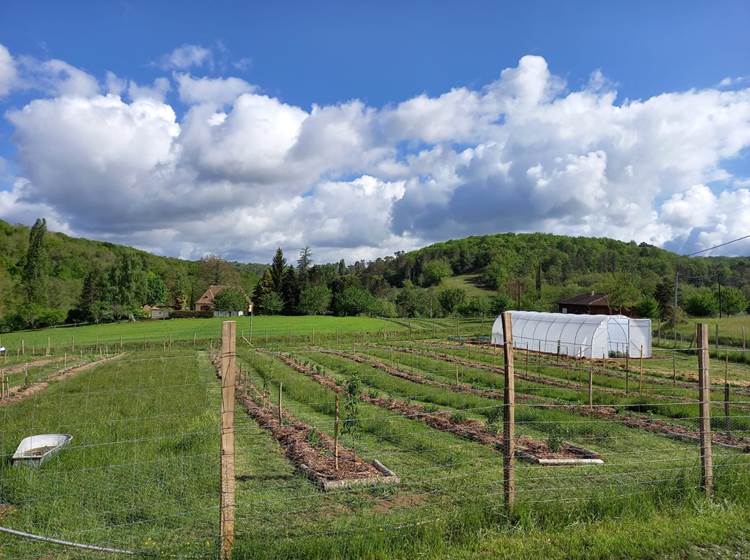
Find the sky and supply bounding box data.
[0,0,749,263]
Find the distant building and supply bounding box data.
[195,284,251,315]
[142,305,171,320]
[556,292,612,315]
[194,284,228,312]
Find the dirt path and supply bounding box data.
[0,354,126,407]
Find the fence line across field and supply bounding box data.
[1,318,745,559]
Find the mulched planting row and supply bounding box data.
[432,341,750,395]
[209,354,398,490]
[384,346,695,403]
[0,354,125,407]
[235,377,382,481]
[363,346,750,452]
[269,351,597,461]
[317,348,536,402]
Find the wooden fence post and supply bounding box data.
[724,352,731,437]
[334,395,340,470]
[697,323,713,497]
[639,345,644,395]
[588,360,594,409]
[525,343,529,372]
[220,321,237,560]
[501,312,515,511]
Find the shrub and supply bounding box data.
[546,428,566,453]
[298,283,332,315]
[421,259,452,287]
[684,289,718,317]
[213,287,248,312]
[438,288,466,314]
[634,296,660,319]
[716,286,747,316]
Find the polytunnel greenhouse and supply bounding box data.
[491,311,652,359]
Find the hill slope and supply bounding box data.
[0,219,265,320]
[357,232,750,312]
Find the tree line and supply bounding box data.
[2,219,747,331]
[0,218,263,331]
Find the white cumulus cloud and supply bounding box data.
[156,44,212,70]
[1,41,750,261]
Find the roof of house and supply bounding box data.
[195,285,227,306]
[556,292,610,306]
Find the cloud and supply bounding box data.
[155,44,212,70]
[128,77,171,102]
[175,73,255,106]
[2,41,750,261]
[0,43,18,97]
[17,57,100,97]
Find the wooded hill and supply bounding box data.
[349,233,750,318]
[0,218,265,329]
[2,218,748,332]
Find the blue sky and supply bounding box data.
[0,0,749,260]
[2,1,747,107]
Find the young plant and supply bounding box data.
[546,425,566,453]
[450,411,467,424]
[343,375,362,462]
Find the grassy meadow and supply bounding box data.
[2,315,750,559]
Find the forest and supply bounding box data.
[1,219,749,333]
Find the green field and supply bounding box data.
[439,274,496,298]
[2,317,750,559]
[0,316,476,354]
[660,315,750,348]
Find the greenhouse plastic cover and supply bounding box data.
[491,311,652,358]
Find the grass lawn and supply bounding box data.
[440,274,496,298]
[661,315,750,348]
[0,316,461,354]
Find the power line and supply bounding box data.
[685,233,750,257]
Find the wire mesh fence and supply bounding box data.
[1,316,749,559]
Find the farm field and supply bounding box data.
[0,316,486,355]
[2,317,750,559]
[661,315,750,349]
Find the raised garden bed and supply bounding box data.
[233,370,400,492]
[516,436,604,466]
